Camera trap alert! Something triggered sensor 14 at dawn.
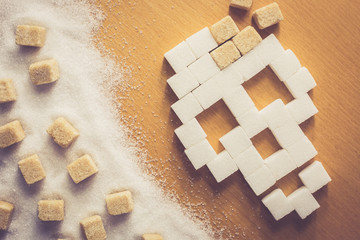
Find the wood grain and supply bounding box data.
[96,0,360,239]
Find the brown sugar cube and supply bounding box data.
[232,26,262,55]
[80,215,106,240]
[29,58,60,85]
[106,190,134,215]
[0,79,17,104]
[38,199,64,221]
[0,200,14,230]
[15,25,46,47]
[210,41,240,70]
[47,117,79,148]
[210,16,239,44]
[18,154,46,184]
[253,2,284,29]
[142,233,163,240]
[230,0,253,10]
[0,120,25,148]
[67,154,98,184]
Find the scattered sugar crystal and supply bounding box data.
[164,41,196,73]
[18,154,46,184]
[29,58,60,85]
[0,120,25,148]
[0,78,17,103]
[285,93,318,124]
[232,26,262,55]
[38,200,64,221]
[210,16,239,44]
[207,150,238,183]
[253,2,284,29]
[15,25,46,47]
[298,161,331,193]
[233,145,264,177]
[262,189,294,221]
[106,190,134,215]
[174,118,206,149]
[47,117,80,148]
[219,126,252,158]
[210,41,240,70]
[185,27,218,58]
[80,215,106,240]
[288,186,320,219]
[167,68,199,99]
[0,200,14,230]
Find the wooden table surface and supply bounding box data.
[96,0,360,239]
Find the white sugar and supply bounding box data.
[0,1,211,239]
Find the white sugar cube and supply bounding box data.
[207,150,238,182]
[260,99,293,130]
[272,121,305,149]
[236,107,267,138]
[175,118,206,149]
[233,145,264,177]
[171,93,203,124]
[288,186,320,219]
[253,34,285,66]
[285,94,318,124]
[233,49,265,81]
[164,41,196,73]
[184,139,217,170]
[167,68,199,99]
[219,126,252,158]
[223,86,255,118]
[286,136,317,167]
[215,64,244,93]
[299,161,331,193]
[264,149,296,180]
[186,27,218,58]
[188,53,220,84]
[270,49,301,82]
[192,76,223,109]
[262,189,294,221]
[245,165,276,196]
[284,67,316,98]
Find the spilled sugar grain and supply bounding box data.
[0,0,213,239]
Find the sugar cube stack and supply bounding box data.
[286,136,317,167]
[253,34,284,66]
[298,161,331,193]
[271,121,305,149]
[286,94,318,124]
[207,151,238,183]
[188,53,220,84]
[167,68,199,99]
[210,16,239,45]
[233,49,265,81]
[15,25,46,47]
[270,49,301,82]
[184,139,217,170]
[262,189,294,221]
[284,67,317,98]
[253,2,284,30]
[264,149,296,180]
[0,120,25,148]
[164,41,196,73]
[260,99,293,130]
[192,75,223,109]
[223,86,255,118]
[210,41,240,70]
[232,26,262,55]
[219,126,252,158]
[0,200,14,230]
[0,78,17,104]
[215,64,244,93]
[174,118,206,149]
[288,186,320,219]
[171,93,203,123]
[186,27,218,58]
[245,165,276,196]
[233,145,264,177]
[236,107,267,138]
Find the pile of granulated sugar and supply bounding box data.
[0,0,212,239]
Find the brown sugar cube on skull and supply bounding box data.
[0,120,25,148]
[67,154,98,184]
[253,2,284,29]
[15,25,46,47]
[38,199,64,221]
[47,117,79,148]
[18,154,46,184]
[0,200,14,230]
[106,190,134,215]
[0,79,17,104]
[210,41,241,70]
[29,59,60,85]
[232,26,262,55]
[80,215,107,240]
[210,16,239,44]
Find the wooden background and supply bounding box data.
[96,0,360,239]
